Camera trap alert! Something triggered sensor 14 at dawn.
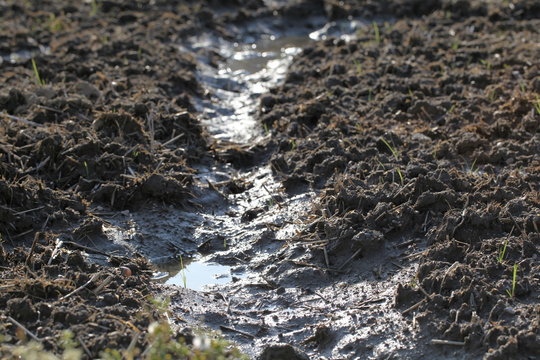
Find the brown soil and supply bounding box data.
[1,0,539,359]
[0,0,258,357]
[0,238,157,357]
[262,1,540,358]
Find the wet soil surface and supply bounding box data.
[1,0,540,359]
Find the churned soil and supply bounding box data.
[1,0,539,359]
[0,0,219,242]
[0,0,261,357]
[262,1,540,358]
[0,239,157,357]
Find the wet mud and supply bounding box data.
[1,0,539,359]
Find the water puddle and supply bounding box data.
[0,46,51,64]
[189,16,381,144]
[309,18,370,41]
[189,26,319,143]
[103,16,381,287]
[101,15,412,358]
[227,35,310,74]
[156,258,242,291]
[102,16,372,287]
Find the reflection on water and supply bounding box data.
[156,259,242,291]
[0,46,51,64]
[192,29,314,144]
[227,35,310,74]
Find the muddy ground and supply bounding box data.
[1,0,539,359]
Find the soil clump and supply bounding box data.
[262,1,540,358]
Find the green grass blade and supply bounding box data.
[372,21,380,44]
[498,238,508,263]
[179,256,187,288]
[31,58,45,86]
[511,263,517,297]
[396,167,404,185]
[380,137,399,160]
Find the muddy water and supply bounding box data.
[173,19,421,360]
[102,17,423,359]
[102,22,321,284]
[0,46,50,64]
[193,34,312,143]
[191,17,371,143]
[141,25,321,286]
[160,259,241,291]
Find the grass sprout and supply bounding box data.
[290,139,297,150]
[83,161,89,177]
[380,137,399,161]
[480,59,492,71]
[395,167,404,185]
[90,0,99,16]
[46,13,65,33]
[376,159,386,171]
[378,138,404,185]
[498,227,513,263]
[498,237,509,263]
[353,59,362,75]
[468,158,477,174]
[179,256,187,289]
[372,22,380,45]
[534,96,540,115]
[505,263,518,298]
[31,58,45,86]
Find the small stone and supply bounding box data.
[119,266,132,277]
